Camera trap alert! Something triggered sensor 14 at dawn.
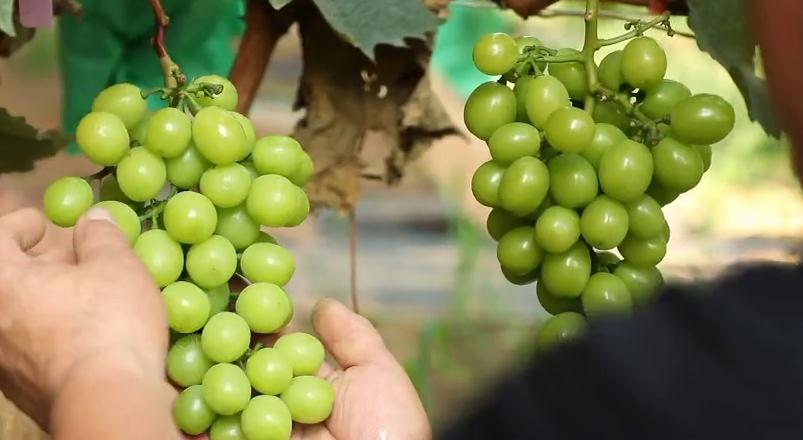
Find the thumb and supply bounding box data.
[312,298,396,368]
[73,207,134,265]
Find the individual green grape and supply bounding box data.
[166,143,210,189]
[92,83,147,130]
[497,156,550,216]
[202,363,252,416]
[581,272,633,317]
[186,235,238,289]
[240,395,292,440]
[547,48,588,100]
[246,175,299,227]
[621,36,667,90]
[231,112,256,161]
[513,75,536,122]
[534,205,580,254]
[497,226,544,275]
[618,234,667,268]
[210,414,245,440]
[129,111,151,146]
[599,139,653,202]
[582,123,626,170]
[501,266,539,285]
[206,283,232,316]
[696,144,713,172]
[200,163,252,208]
[274,333,325,376]
[535,312,587,354]
[488,122,541,166]
[76,112,130,166]
[194,74,239,111]
[653,137,704,192]
[167,334,214,387]
[613,262,664,305]
[145,107,192,158]
[280,376,335,424]
[163,281,211,333]
[99,175,137,207]
[540,241,591,298]
[240,242,295,286]
[43,176,93,227]
[525,75,570,129]
[639,79,691,120]
[537,282,580,315]
[464,81,517,140]
[252,136,304,179]
[164,191,218,244]
[548,153,598,209]
[472,32,518,76]
[216,205,261,251]
[246,348,294,396]
[592,100,630,132]
[670,94,735,145]
[285,186,310,227]
[580,195,629,250]
[471,161,505,207]
[625,194,666,239]
[116,147,167,202]
[134,229,184,287]
[646,179,680,206]
[174,385,216,435]
[93,200,141,244]
[544,107,595,153]
[486,208,529,241]
[236,282,293,334]
[193,106,248,166]
[598,50,623,91]
[201,312,251,363]
[290,151,314,187]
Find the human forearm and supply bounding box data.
[50,350,178,440]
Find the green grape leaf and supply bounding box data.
[267,0,295,9]
[309,0,440,59]
[686,0,780,137]
[0,0,15,37]
[0,109,66,174]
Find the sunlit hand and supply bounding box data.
[0,208,170,431]
[291,299,431,440]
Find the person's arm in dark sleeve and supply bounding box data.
[441,264,803,439]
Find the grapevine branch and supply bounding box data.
[149,0,184,94]
[538,8,694,38]
[597,11,672,47]
[582,0,601,112]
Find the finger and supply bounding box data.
[73,207,134,265]
[0,208,48,255]
[312,298,395,368]
[30,223,77,263]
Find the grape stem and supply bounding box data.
[582,0,601,113]
[538,8,694,39]
[149,0,185,104]
[596,12,672,47]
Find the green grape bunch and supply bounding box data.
[42,76,334,439]
[467,31,735,353]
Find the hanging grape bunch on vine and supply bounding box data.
[465,3,735,353]
[38,4,335,438]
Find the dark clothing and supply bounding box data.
[444,263,803,439]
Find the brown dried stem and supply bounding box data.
[149,0,183,92]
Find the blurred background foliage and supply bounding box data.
[0,0,801,436]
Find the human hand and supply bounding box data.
[0,208,169,428]
[290,298,431,440]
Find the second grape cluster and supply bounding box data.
[42,76,333,439]
[466,33,735,353]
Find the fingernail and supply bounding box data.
[83,207,117,225]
